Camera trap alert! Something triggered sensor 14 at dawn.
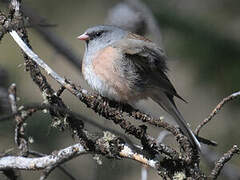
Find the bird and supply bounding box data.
[77,25,201,150]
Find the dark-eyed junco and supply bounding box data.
[78,25,201,150]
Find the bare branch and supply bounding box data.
[8,83,28,156]
[0,142,159,172]
[9,30,68,88]
[195,91,240,135]
[0,143,86,170]
[202,145,240,180]
[8,83,17,114]
[209,145,240,180]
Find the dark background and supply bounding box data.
[0,0,240,179]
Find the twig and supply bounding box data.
[202,145,240,180]
[195,91,240,135]
[8,83,28,156]
[127,108,195,161]
[0,103,134,149]
[9,30,68,89]
[209,145,240,180]
[8,83,17,114]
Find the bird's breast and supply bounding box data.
[82,46,142,102]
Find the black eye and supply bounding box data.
[96,32,102,37]
[93,30,106,38]
[88,30,106,40]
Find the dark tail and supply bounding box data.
[151,92,201,151]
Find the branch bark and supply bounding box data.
[195,91,240,135]
[209,145,240,179]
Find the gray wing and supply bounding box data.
[112,34,185,102]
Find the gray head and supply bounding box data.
[78,25,127,54]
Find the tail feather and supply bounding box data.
[152,92,201,151]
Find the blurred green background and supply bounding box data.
[0,0,240,179]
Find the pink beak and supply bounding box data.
[77,33,89,41]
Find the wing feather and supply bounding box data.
[112,34,185,101]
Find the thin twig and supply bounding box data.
[202,145,240,180]
[0,103,134,149]
[8,83,17,114]
[209,145,240,180]
[195,91,240,135]
[8,83,28,156]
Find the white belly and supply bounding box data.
[83,64,123,101]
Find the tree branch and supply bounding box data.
[0,143,86,170]
[8,83,29,156]
[209,145,240,179]
[0,141,159,172]
[195,91,240,135]
[202,145,240,180]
